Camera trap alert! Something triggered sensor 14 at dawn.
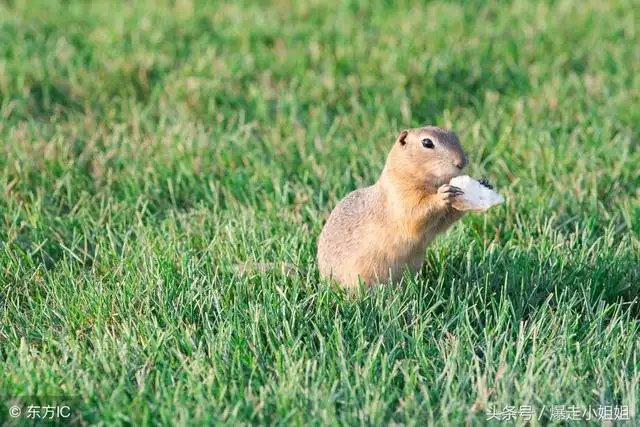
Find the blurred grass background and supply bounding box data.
[0,0,639,425]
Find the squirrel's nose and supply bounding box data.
[454,160,465,170]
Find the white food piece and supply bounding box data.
[449,175,504,212]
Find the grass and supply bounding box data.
[0,0,639,425]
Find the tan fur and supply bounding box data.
[317,126,468,289]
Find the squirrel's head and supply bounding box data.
[385,126,467,189]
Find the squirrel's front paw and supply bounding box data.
[437,184,464,205]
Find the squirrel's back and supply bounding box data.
[317,185,381,283]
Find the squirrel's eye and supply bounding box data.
[421,138,435,149]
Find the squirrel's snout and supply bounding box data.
[454,159,466,170]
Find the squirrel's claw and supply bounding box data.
[438,184,464,202]
[478,178,493,189]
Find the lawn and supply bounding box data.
[0,0,639,425]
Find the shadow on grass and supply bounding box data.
[418,241,639,318]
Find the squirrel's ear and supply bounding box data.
[397,130,409,146]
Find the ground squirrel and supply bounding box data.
[317,126,468,289]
